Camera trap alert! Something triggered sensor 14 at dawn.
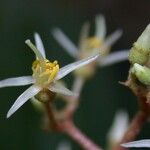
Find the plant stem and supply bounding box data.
[55,77,85,120]
[44,102,103,150]
[64,76,85,118]
[60,121,102,150]
[114,93,150,150]
[122,111,149,142]
[114,110,149,150]
[44,103,58,131]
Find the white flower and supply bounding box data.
[0,33,99,118]
[52,14,129,68]
[107,110,129,149]
[121,139,150,148]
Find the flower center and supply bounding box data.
[86,37,103,49]
[81,37,111,59]
[80,37,103,59]
[32,59,59,87]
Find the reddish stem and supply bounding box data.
[60,121,102,150]
[114,96,150,150]
[114,110,149,150]
[44,103,103,150]
[44,103,58,131]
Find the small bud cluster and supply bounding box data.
[129,24,150,86]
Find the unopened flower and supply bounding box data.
[131,63,150,85]
[129,24,150,65]
[107,110,129,150]
[121,139,150,148]
[52,14,129,79]
[0,35,99,118]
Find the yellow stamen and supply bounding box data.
[32,59,59,87]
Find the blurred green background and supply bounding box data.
[0,0,149,149]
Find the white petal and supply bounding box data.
[34,32,46,58]
[79,22,90,50]
[121,140,150,148]
[56,54,99,80]
[107,110,129,143]
[136,24,150,50]
[25,39,45,61]
[52,28,78,58]
[7,85,41,118]
[57,141,71,150]
[104,29,122,48]
[0,76,34,88]
[99,50,129,67]
[49,82,77,96]
[95,14,106,40]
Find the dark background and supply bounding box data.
[0,0,149,149]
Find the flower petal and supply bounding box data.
[99,50,129,67]
[25,39,45,61]
[95,14,106,40]
[79,22,90,50]
[49,82,77,96]
[57,141,71,150]
[55,54,99,80]
[121,140,150,148]
[52,28,78,58]
[107,110,129,144]
[34,32,46,58]
[136,24,150,51]
[0,76,34,88]
[104,29,122,48]
[7,85,41,118]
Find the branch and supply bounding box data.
[59,121,103,150]
[44,102,103,150]
[114,75,150,150]
[114,110,149,150]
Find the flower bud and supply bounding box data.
[129,24,150,65]
[131,63,150,85]
[129,46,149,65]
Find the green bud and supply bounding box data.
[131,63,150,85]
[129,46,149,65]
[129,24,150,65]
